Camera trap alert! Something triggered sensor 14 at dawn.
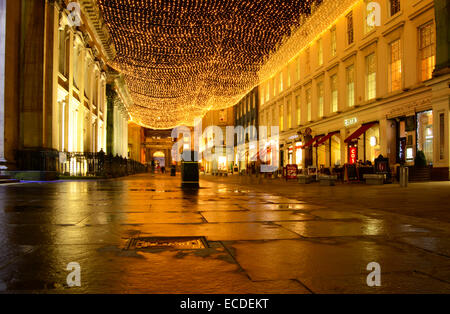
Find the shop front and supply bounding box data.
[314,131,341,167]
[344,122,380,165]
[392,110,433,166]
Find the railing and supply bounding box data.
[16,150,147,178]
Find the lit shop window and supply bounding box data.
[331,135,341,166]
[417,110,433,165]
[419,22,435,82]
[331,74,338,113]
[330,27,337,57]
[346,65,355,107]
[317,38,323,66]
[366,53,376,100]
[389,39,402,92]
[365,124,380,162]
[317,82,324,118]
[295,142,303,166]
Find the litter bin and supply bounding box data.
[170,165,176,177]
[399,166,409,187]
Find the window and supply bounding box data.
[317,82,324,117]
[287,65,291,88]
[272,78,276,96]
[389,39,402,92]
[417,110,433,165]
[84,62,91,98]
[330,27,337,57]
[73,45,80,89]
[346,65,355,107]
[287,99,292,129]
[331,74,338,113]
[58,29,67,75]
[296,95,301,125]
[306,88,312,121]
[419,22,436,81]
[279,72,284,92]
[93,75,99,107]
[265,82,270,101]
[317,38,323,66]
[279,104,284,131]
[271,107,276,128]
[261,87,265,105]
[346,12,354,45]
[305,48,311,73]
[365,53,376,100]
[296,57,301,81]
[389,0,401,17]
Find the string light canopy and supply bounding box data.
[97,0,324,129]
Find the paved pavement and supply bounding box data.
[0,173,449,293]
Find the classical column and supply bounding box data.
[0,0,7,170]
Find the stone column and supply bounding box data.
[0,0,7,170]
[379,118,388,157]
[340,128,346,165]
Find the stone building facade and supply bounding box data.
[258,0,450,180]
[0,0,131,178]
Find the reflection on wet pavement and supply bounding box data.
[0,173,449,293]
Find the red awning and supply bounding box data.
[314,131,340,147]
[301,135,322,149]
[344,123,377,143]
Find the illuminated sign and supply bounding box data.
[344,117,358,127]
[349,146,357,164]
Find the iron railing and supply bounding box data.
[16,150,147,178]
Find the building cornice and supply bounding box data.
[79,0,116,61]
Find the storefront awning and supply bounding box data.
[301,135,322,149]
[344,122,377,143]
[314,131,340,147]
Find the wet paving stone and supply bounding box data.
[0,173,449,293]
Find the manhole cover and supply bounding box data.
[125,237,208,250]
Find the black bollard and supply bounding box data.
[181,151,199,189]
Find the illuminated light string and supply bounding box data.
[97,0,359,129]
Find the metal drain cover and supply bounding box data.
[125,237,208,250]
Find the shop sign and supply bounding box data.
[286,164,298,180]
[349,146,357,164]
[344,117,358,127]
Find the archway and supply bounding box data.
[153,151,166,171]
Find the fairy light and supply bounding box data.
[97,0,359,129]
